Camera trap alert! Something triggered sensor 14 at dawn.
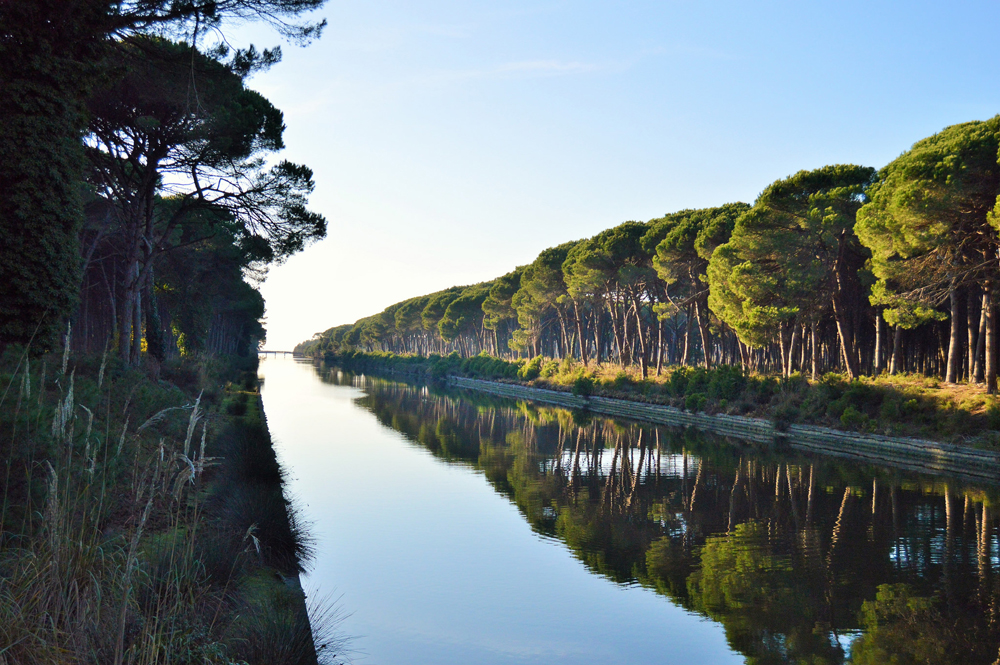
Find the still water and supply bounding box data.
[259,356,1000,664]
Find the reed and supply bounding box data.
[0,344,344,664]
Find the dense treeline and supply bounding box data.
[1,0,327,364]
[299,118,1000,393]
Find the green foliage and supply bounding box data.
[840,405,872,431]
[571,372,595,396]
[708,165,876,348]
[462,353,520,379]
[482,268,523,331]
[0,0,106,348]
[439,284,490,342]
[422,287,465,333]
[857,117,1000,326]
[540,359,560,378]
[684,392,708,412]
[518,356,544,380]
[511,243,578,351]
[987,402,1000,430]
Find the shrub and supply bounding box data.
[518,356,543,381]
[665,366,690,397]
[987,402,1000,430]
[840,405,872,431]
[540,359,560,378]
[685,392,708,412]
[572,373,595,397]
[772,401,800,431]
[612,371,634,390]
[707,364,747,401]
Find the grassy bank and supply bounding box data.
[327,350,1000,447]
[0,346,346,664]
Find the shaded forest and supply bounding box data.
[0,3,342,663]
[1,0,327,365]
[300,126,1000,394]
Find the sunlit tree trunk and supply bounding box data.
[986,281,997,394]
[655,318,664,375]
[573,301,588,365]
[682,303,693,366]
[968,290,980,381]
[631,295,648,378]
[947,278,961,383]
[778,322,791,377]
[787,320,800,376]
[810,320,819,379]
[695,298,711,370]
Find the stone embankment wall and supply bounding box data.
[450,377,1000,484]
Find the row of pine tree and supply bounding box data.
[300,118,1000,392]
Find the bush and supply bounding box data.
[572,373,595,397]
[612,371,634,390]
[987,402,1000,430]
[540,359,560,378]
[685,392,708,412]
[518,356,543,381]
[840,405,872,431]
[707,364,747,401]
[772,401,800,431]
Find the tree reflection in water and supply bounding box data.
[319,365,1000,665]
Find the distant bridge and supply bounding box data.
[258,350,301,357]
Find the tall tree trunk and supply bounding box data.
[968,289,980,382]
[131,283,142,363]
[890,325,903,375]
[874,311,885,375]
[609,302,624,366]
[682,303,693,366]
[629,295,648,378]
[118,259,139,363]
[831,296,858,379]
[143,265,165,362]
[946,278,961,383]
[593,311,603,365]
[799,324,807,371]
[695,298,712,370]
[986,282,997,394]
[787,321,800,376]
[656,318,664,376]
[975,292,988,382]
[778,322,791,377]
[573,301,588,365]
[811,320,818,380]
[832,230,859,379]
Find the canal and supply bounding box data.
[259,356,1000,664]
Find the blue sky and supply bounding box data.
[234,1,1000,349]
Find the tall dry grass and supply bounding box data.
[0,337,348,664]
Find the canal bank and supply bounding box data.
[449,376,1000,483]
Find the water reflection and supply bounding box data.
[319,364,1000,665]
